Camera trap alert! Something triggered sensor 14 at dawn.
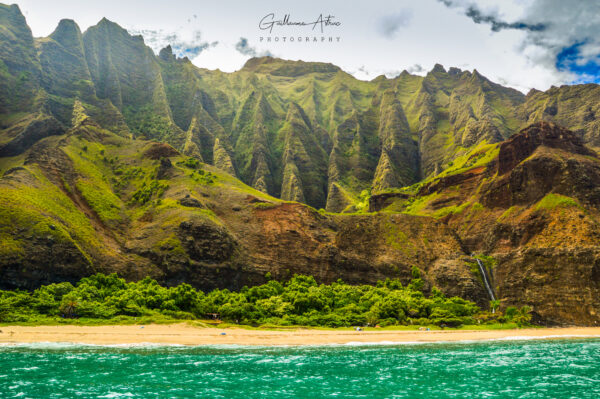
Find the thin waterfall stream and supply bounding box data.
[475,258,496,302]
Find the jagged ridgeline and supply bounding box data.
[2,4,599,211]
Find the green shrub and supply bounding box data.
[535,194,580,211]
[130,180,169,205]
[190,169,216,185]
[0,272,496,328]
[178,157,200,169]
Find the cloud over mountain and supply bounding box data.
[438,0,600,83]
[235,37,271,57]
[129,28,218,58]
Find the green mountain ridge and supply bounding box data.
[2,4,599,212]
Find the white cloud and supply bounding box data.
[192,42,249,72]
[378,10,412,38]
[128,28,217,58]
[407,64,425,74]
[11,0,600,92]
[438,0,600,84]
[235,37,272,57]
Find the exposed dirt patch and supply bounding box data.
[143,142,180,160]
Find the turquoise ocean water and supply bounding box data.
[1,338,599,398]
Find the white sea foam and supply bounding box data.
[0,335,598,350]
[0,341,187,350]
[338,335,600,347]
[489,334,600,341]
[98,393,135,398]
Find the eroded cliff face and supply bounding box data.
[15,125,596,324]
[2,5,600,212]
[476,124,600,325]
[373,122,600,325]
[0,121,484,308]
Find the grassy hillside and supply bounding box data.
[2,5,599,211]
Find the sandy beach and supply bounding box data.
[1,324,599,346]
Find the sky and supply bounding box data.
[10,0,600,93]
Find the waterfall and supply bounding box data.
[476,258,496,302]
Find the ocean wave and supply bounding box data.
[0,335,598,350]
[489,334,600,341]
[339,335,600,346]
[0,342,187,350]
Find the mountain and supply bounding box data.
[369,122,600,325]
[5,6,600,212]
[1,5,600,325]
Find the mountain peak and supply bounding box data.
[471,69,484,78]
[0,3,32,41]
[93,17,126,33]
[85,17,145,47]
[159,45,175,61]
[498,122,596,175]
[49,19,82,48]
[56,18,78,29]
[242,56,275,68]
[372,74,388,83]
[448,67,462,76]
[431,63,446,73]
[242,56,340,76]
[2,3,22,14]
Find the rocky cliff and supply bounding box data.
[1,5,600,325]
[0,120,483,309]
[2,5,599,211]
[373,122,600,325]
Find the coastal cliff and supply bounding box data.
[1,4,600,325]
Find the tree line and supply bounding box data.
[0,272,531,327]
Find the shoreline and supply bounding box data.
[1,325,600,346]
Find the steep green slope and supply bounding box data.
[0,4,599,213]
[0,112,483,308]
[369,122,600,325]
[520,84,600,148]
[83,18,184,145]
[0,3,39,114]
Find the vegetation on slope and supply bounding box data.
[535,193,581,211]
[3,4,600,213]
[9,5,597,212]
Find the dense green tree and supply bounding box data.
[0,272,532,328]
